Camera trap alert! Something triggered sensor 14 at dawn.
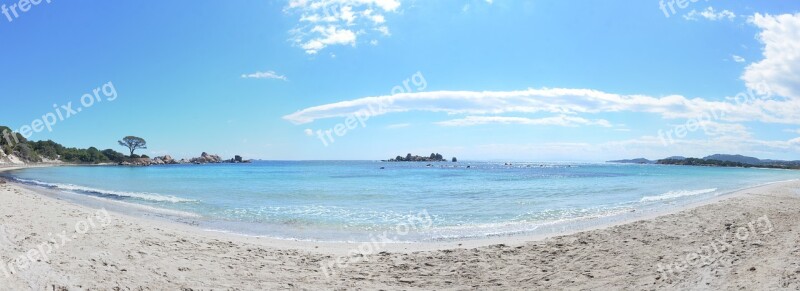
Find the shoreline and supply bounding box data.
[1,165,799,288]
[0,165,794,253]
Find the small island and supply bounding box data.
[386,153,457,162]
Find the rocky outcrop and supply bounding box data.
[224,155,252,163]
[144,155,179,165]
[160,155,176,164]
[190,152,222,164]
[120,158,152,166]
[388,153,454,162]
[117,153,250,166]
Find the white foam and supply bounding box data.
[13,178,196,203]
[640,188,717,202]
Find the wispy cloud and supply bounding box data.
[241,70,288,81]
[684,7,736,21]
[282,87,792,125]
[782,128,800,135]
[732,55,746,63]
[286,0,401,54]
[386,123,410,129]
[436,115,613,128]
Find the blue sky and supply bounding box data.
[1,0,799,161]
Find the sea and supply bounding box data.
[3,161,798,242]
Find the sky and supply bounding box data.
[1,0,799,161]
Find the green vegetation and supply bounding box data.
[1,125,27,156]
[1,125,128,164]
[388,153,451,162]
[657,158,800,170]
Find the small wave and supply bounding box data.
[640,188,717,202]
[12,178,196,203]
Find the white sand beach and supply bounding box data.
[0,166,799,290]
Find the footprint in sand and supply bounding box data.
[0,225,18,246]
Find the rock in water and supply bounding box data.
[161,155,175,164]
[190,152,223,164]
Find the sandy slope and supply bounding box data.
[0,173,799,290]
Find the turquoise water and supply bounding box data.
[4,162,798,242]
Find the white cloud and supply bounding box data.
[339,6,356,24]
[732,55,746,63]
[684,7,736,21]
[241,70,288,81]
[304,129,314,136]
[363,9,385,24]
[386,123,410,129]
[286,0,400,54]
[300,25,357,54]
[742,13,800,100]
[375,26,390,36]
[436,115,613,128]
[282,87,791,125]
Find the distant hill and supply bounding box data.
[606,158,654,164]
[608,154,800,169]
[702,154,762,165]
[702,154,800,167]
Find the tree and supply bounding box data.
[101,149,126,163]
[14,143,40,162]
[0,125,27,148]
[118,136,147,157]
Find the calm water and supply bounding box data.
[4,161,798,242]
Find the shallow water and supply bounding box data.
[4,161,798,242]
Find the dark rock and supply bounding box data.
[160,155,176,164]
[190,152,222,164]
[119,158,152,166]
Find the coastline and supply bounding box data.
[1,165,799,289]
[1,164,791,253]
